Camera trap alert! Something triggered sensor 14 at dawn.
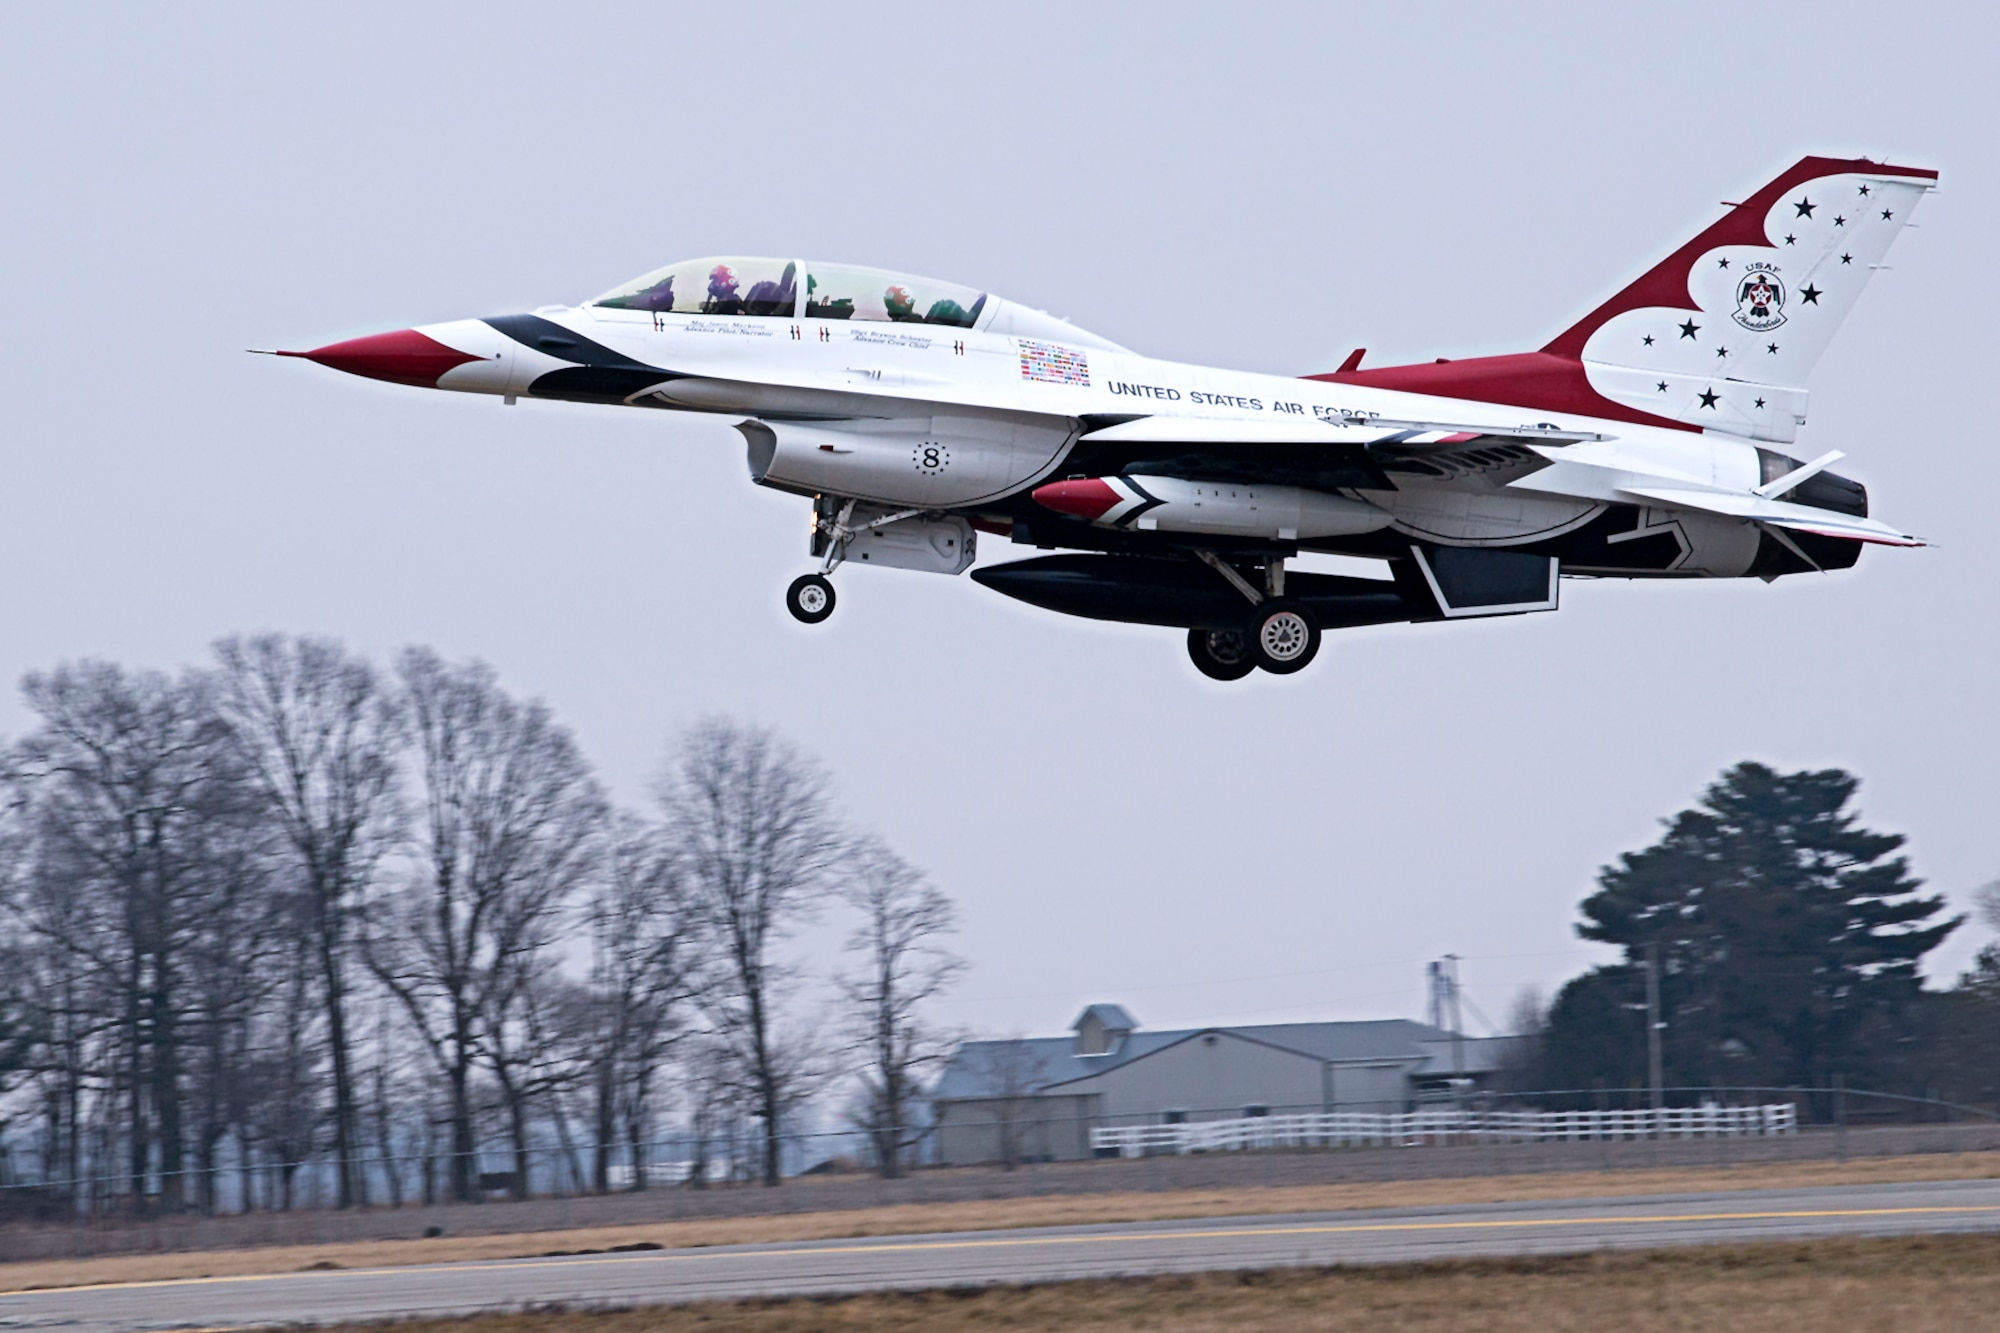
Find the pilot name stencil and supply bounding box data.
[850,329,934,350]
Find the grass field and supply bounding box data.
[278,1235,2000,1333]
[6,1150,2000,1296]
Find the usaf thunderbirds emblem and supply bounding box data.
[1732,264,1787,331]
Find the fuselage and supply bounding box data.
[373,298,1795,580]
[270,155,1937,677]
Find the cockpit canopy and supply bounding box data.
[592,257,988,329]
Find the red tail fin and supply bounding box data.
[1312,156,1937,443]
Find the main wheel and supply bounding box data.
[1187,627,1256,681]
[1248,599,1320,674]
[786,574,836,624]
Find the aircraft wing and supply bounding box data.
[1075,415,1606,488]
[1078,415,1606,448]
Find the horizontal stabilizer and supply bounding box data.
[1619,486,1923,547]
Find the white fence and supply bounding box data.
[1089,1104,1798,1158]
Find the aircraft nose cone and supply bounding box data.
[1032,477,1123,522]
[282,328,485,387]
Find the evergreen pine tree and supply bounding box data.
[1549,762,1956,1092]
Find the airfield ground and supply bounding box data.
[5,1150,1999,1293]
[168,1236,2000,1333]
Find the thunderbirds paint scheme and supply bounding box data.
[268,156,1933,679]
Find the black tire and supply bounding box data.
[1248,599,1320,674]
[786,574,836,624]
[1187,627,1256,681]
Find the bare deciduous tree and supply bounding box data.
[0,647,966,1213]
[179,770,286,1215]
[240,925,321,1211]
[206,635,404,1209]
[367,649,604,1201]
[837,838,962,1178]
[655,720,838,1186]
[14,664,229,1213]
[679,1035,740,1189]
[0,773,28,1111]
[971,1037,1045,1171]
[1976,879,2000,934]
[584,813,692,1193]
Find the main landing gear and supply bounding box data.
[1186,628,1255,681]
[1248,599,1320,674]
[1185,551,1322,679]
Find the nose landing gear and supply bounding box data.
[787,496,857,625]
[786,573,836,624]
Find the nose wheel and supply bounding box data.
[786,573,836,624]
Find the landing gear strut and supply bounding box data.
[786,574,836,624]
[787,497,859,626]
[788,497,938,625]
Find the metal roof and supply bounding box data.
[935,1017,1498,1101]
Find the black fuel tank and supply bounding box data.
[972,553,1412,631]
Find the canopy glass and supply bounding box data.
[592,258,987,328]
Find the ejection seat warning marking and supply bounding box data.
[1019,340,1090,386]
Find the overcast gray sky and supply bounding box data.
[3,1,1994,1040]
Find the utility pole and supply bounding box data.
[1643,942,1665,1113]
[1445,954,1466,1088]
[1427,958,1468,1085]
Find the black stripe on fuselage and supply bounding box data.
[483,313,680,403]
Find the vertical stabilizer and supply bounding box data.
[1544,156,1936,442]
[1312,156,1937,443]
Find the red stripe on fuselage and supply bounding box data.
[1306,351,1700,432]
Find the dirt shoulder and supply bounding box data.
[5,1150,1997,1295]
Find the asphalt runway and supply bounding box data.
[7,1177,2000,1331]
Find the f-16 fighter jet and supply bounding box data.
[265,156,1933,679]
